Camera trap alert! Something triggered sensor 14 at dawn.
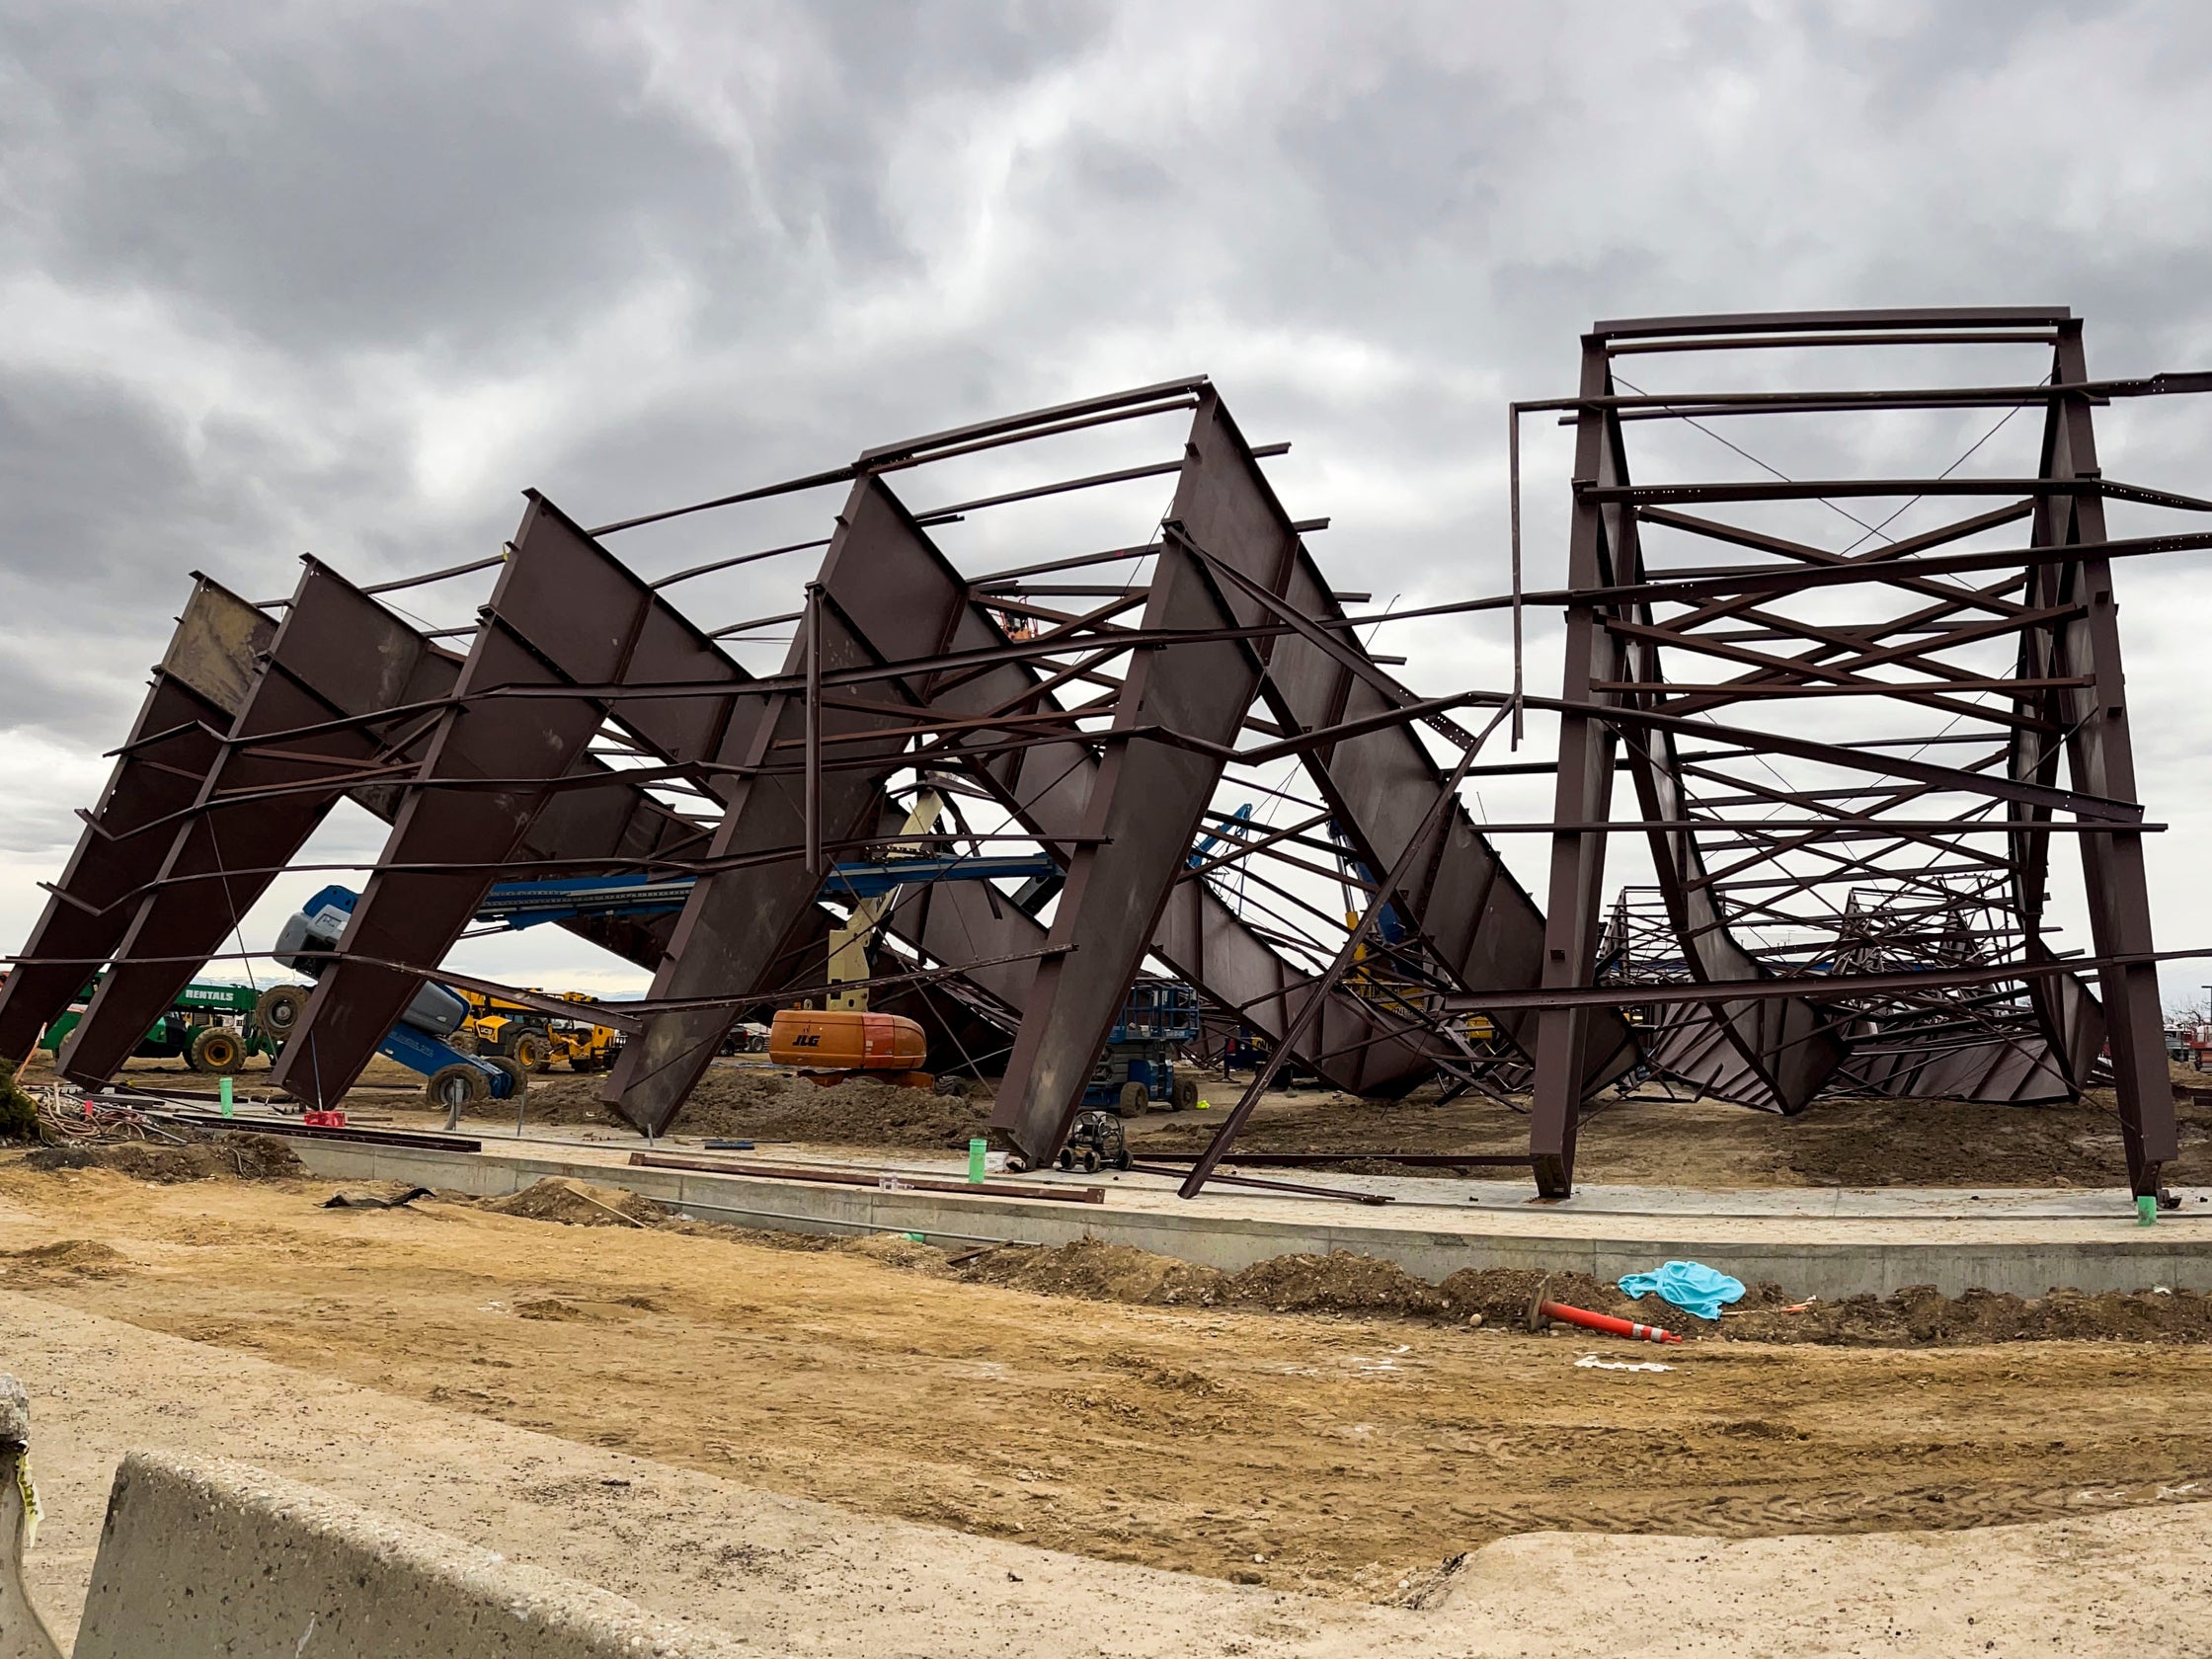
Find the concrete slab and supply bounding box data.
[262,1128,2212,1299]
[71,1452,747,1659]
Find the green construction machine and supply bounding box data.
[37,978,276,1076]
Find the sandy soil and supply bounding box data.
[5,1152,2212,1611]
[17,1291,2212,1659]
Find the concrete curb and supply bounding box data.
[280,1139,2212,1299]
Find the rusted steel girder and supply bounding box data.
[778,470,1455,1148]
[272,492,796,1110]
[59,562,464,1084]
[2015,318,2175,1193]
[0,578,273,1067]
[53,559,711,1086]
[982,388,1436,1163]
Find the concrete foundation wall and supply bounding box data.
[280,1138,2212,1301]
[71,1452,748,1659]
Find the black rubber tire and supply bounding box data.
[1117,1081,1148,1119]
[1115,1147,1134,1172]
[511,1032,552,1073]
[1057,1147,1074,1170]
[482,1055,528,1103]
[253,985,310,1050]
[1171,1076,1199,1113]
[569,1052,599,1073]
[446,1028,480,1057]
[1082,1148,1101,1173]
[187,1026,243,1075]
[426,1063,488,1114]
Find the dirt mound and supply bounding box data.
[1229,1252,1450,1316]
[0,1071,39,1143]
[934,1239,2212,1346]
[836,1232,949,1273]
[526,1066,992,1148]
[515,1297,613,1321]
[22,1132,304,1183]
[961,1236,1231,1305]
[1436,1267,1639,1328]
[482,1177,668,1227]
[6,1238,127,1276]
[1726,1283,2212,1345]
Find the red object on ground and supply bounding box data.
[301,1109,347,1128]
[1539,1300,1682,1344]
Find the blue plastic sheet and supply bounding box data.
[1618,1260,1745,1322]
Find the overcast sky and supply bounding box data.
[6,0,2212,1008]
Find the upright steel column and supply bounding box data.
[2039,320,2176,1195]
[1527,335,1628,1196]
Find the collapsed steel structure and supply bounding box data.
[3,310,2203,1200]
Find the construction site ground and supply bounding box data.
[38,1049,2212,1190]
[8,1129,2212,1655]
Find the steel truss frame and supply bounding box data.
[1503,308,2181,1197]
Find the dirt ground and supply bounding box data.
[6,1152,2212,1602]
[32,1048,2212,1191]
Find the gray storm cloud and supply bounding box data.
[4,0,2210,996]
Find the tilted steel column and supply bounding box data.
[987,389,1323,1162]
[1185,472,1640,1093]
[0,579,273,1066]
[59,566,461,1083]
[274,493,767,1109]
[599,485,933,1133]
[804,473,1445,1126]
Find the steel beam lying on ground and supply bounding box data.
[0,578,273,1066]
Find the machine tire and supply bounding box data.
[446,1029,479,1057]
[1171,1076,1199,1113]
[426,1064,488,1116]
[932,1074,966,1098]
[1117,1081,1149,1119]
[253,985,310,1051]
[483,1055,528,1104]
[569,1052,599,1073]
[511,1031,552,1073]
[187,1027,243,1075]
[1081,1147,1101,1173]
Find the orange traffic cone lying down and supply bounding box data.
[1526,1276,1683,1344]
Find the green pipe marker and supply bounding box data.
[2139,1194,2158,1226]
[219,1076,234,1116]
[968,1138,988,1183]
